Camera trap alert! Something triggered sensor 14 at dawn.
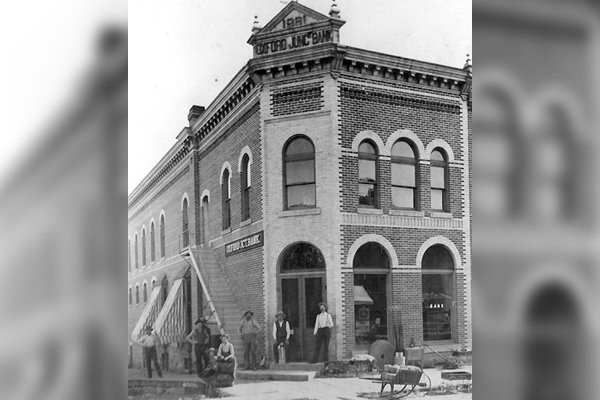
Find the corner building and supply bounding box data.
[128,2,472,370]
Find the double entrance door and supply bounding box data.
[280,274,325,362]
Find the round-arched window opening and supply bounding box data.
[353,243,390,269]
[280,243,325,272]
[422,245,454,270]
[422,244,455,342]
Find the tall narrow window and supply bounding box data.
[222,170,231,229]
[142,228,146,266]
[422,245,454,341]
[284,136,316,209]
[135,285,140,305]
[135,234,139,270]
[241,155,251,221]
[358,141,378,207]
[150,222,155,262]
[129,287,132,305]
[128,239,131,272]
[143,282,147,303]
[431,149,448,211]
[160,215,165,258]
[391,140,418,209]
[182,198,189,248]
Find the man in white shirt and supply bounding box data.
[311,302,334,363]
[272,311,290,363]
[137,326,163,378]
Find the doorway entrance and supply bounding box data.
[278,243,326,362]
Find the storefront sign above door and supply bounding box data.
[225,231,264,256]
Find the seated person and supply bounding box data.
[200,348,217,379]
[217,334,236,380]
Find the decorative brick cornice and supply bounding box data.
[342,212,464,230]
[340,86,461,113]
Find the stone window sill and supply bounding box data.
[357,207,383,215]
[279,207,321,218]
[240,218,252,227]
[221,227,232,235]
[389,209,424,217]
[430,211,453,219]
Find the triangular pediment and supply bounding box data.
[260,2,330,33]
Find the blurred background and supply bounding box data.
[0,0,599,399]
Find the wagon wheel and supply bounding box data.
[413,372,432,397]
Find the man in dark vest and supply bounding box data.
[186,317,211,377]
[272,311,290,363]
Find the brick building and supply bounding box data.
[128,2,472,370]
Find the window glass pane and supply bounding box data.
[286,159,315,184]
[280,243,326,272]
[286,137,313,156]
[358,142,376,155]
[353,243,390,269]
[431,150,445,162]
[392,187,415,208]
[359,183,376,206]
[422,245,454,269]
[431,166,445,189]
[287,184,316,208]
[305,277,323,328]
[392,163,415,186]
[431,189,443,210]
[392,141,415,158]
[359,159,376,182]
[281,279,300,328]
[422,273,453,341]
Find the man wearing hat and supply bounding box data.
[238,310,261,370]
[186,317,211,377]
[137,326,162,378]
[311,302,334,363]
[272,311,290,364]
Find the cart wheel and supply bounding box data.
[414,372,431,397]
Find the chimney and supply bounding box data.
[188,105,205,126]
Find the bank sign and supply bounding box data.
[253,28,333,56]
[225,231,264,256]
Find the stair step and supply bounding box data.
[236,370,317,382]
[270,362,324,372]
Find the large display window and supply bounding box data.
[422,245,454,342]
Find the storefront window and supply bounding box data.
[353,242,389,347]
[422,245,454,341]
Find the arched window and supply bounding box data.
[160,215,166,258]
[280,243,325,272]
[182,198,189,248]
[143,282,148,303]
[150,222,155,262]
[222,170,231,229]
[391,140,418,209]
[128,287,132,305]
[134,234,139,270]
[241,154,251,221]
[142,228,146,266]
[283,136,316,209]
[358,141,378,207]
[422,244,454,341]
[430,149,448,211]
[135,285,140,305]
[353,242,390,269]
[128,239,131,273]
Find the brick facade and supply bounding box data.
[128,2,471,371]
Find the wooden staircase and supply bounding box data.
[180,246,244,363]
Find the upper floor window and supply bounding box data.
[222,170,231,229]
[143,282,148,303]
[241,155,251,221]
[160,215,166,258]
[150,222,155,262]
[430,149,449,211]
[142,228,146,266]
[182,199,189,248]
[284,136,316,209]
[128,287,132,305]
[134,234,139,270]
[128,239,131,273]
[135,285,140,304]
[391,140,418,209]
[358,141,378,207]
